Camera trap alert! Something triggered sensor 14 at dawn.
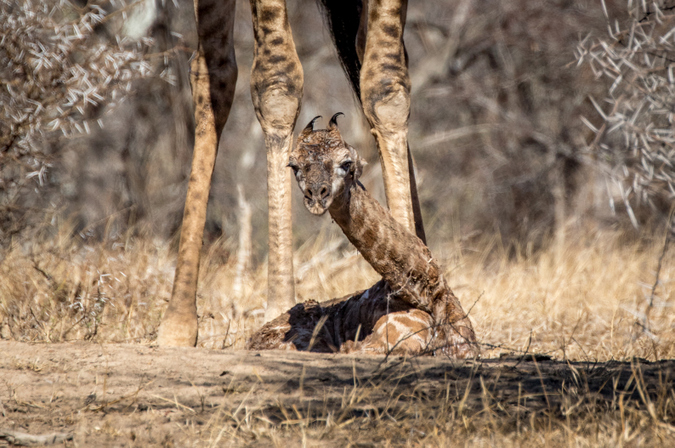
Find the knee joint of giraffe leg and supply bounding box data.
[254,88,301,135]
[364,88,410,133]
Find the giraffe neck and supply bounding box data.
[328,182,446,317]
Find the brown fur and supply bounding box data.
[249,118,478,357]
[249,280,437,355]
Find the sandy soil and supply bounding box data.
[1,341,674,447]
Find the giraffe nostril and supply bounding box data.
[320,186,329,199]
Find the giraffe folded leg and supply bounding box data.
[249,0,304,321]
[157,0,237,347]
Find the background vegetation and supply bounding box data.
[0,0,673,353]
[2,0,672,248]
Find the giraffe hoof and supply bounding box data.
[156,318,198,347]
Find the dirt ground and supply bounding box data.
[1,341,675,447]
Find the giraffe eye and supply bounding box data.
[287,162,300,175]
[340,161,353,173]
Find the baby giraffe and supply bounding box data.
[248,114,477,357]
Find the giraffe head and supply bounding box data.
[288,113,366,215]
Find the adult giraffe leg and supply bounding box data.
[249,0,304,321]
[359,0,425,243]
[157,0,237,346]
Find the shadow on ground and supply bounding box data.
[1,342,673,446]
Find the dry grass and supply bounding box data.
[189,358,675,447]
[456,231,675,362]
[1,226,674,445]
[1,226,672,359]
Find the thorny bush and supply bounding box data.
[0,0,156,239]
[578,0,675,226]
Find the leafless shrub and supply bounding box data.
[0,0,158,153]
[404,0,617,252]
[577,0,675,227]
[0,0,158,240]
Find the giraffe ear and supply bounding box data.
[298,115,322,141]
[354,157,367,181]
[347,144,366,181]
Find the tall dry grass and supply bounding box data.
[1,224,672,361]
[1,224,674,446]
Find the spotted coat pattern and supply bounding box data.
[249,120,477,357]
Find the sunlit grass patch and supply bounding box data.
[0,227,672,361]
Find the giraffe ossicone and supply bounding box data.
[248,115,478,357]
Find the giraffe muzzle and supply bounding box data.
[304,183,332,215]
